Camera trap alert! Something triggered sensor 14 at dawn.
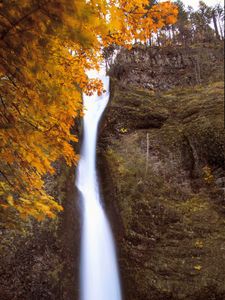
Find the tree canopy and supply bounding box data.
[0,0,178,220]
[153,0,224,47]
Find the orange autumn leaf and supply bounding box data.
[0,0,178,220]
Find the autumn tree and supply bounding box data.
[0,0,178,220]
[148,0,224,47]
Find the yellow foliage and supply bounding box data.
[202,166,214,184]
[120,127,128,133]
[195,240,204,248]
[194,265,202,271]
[0,0,178,220]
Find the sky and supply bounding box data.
[175,0,224,10]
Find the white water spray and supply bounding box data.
[76,70,122,300]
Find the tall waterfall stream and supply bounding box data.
[76,71,122,300]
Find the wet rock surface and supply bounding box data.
[98,79,225,300]
[0,43,224,300]
[0,162,79,300]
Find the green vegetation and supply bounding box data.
[101,79,225,300]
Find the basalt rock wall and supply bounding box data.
[110,43,224,90]
[98,74,225,300]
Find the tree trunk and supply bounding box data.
[218,18,224,38]
[212,11,220,39]
[156,32,160,46]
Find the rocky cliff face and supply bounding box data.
[0,162,79,300]
[98,47,225,299]
[0,43,224,300]
[110,43,224,91]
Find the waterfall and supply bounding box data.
[76,70,122,300]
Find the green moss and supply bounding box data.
[101,80,225,300]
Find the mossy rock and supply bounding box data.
[99,80,225,300]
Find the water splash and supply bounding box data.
[76,72,122,300]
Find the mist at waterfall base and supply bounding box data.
[76,71,122,300]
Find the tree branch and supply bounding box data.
[0,170,13,187]
[0,5,40,40]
